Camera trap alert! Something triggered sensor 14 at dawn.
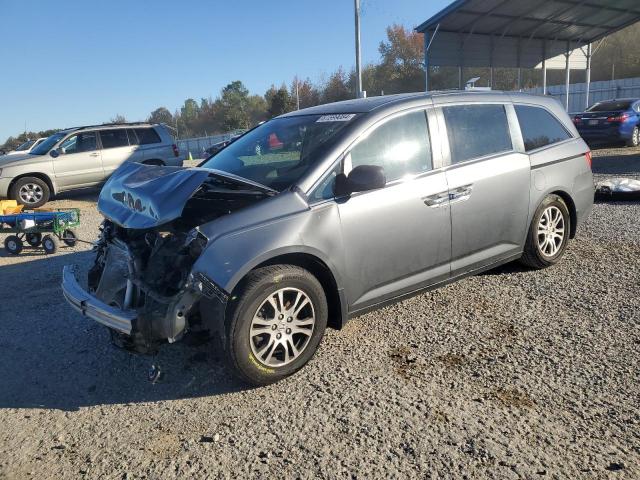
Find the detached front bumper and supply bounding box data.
[62,265,135,335]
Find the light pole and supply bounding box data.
[354,0,363,98]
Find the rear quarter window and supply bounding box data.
[135,128,162,145]
[443,104,512,164]
[515,105,572,152]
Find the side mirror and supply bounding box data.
[49,149,59,158]
[335,164,386,196]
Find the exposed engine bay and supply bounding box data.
[82,163,275,354]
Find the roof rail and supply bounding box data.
[68,121,154,131]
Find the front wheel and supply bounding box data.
[224,265,328,386]
[4,235,23,255]
[520,194,571,269]
[10,176,50,208]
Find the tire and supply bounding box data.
[520,194,571,269]
[25,232,42,247]
[626,126,640,147]
[42,235,58,255]
[62,229,77,247]
[10,176,50,208]
[224,265,328,386]
[4,235,23,255]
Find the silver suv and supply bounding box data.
[62,91,594,385]
[0,123,181,208]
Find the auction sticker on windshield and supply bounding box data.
[316,114,356,123]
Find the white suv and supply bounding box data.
[0,123,182,207]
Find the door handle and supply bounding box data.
[423,191,450,207]
[449,184,473,203]
[89,152,100,157]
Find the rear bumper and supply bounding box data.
[62,265,135,335]
[578,128,627,141]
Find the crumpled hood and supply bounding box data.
[98,162,275,229]
[98,162,213,229]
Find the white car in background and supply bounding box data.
[3,138,47,156]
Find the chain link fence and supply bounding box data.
[177,130,246,159]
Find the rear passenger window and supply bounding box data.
[100,129,129,149]
[135,128,162,145]
[515,105,572,152]
[348,110,432,183]
[443,104,512,164]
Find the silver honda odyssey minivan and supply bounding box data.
[63,91,594,385]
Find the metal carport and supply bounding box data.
[416,0,640,110]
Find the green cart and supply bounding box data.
[0,208,81,255]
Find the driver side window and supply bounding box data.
[59,132,97,155]
[349,110,432,182]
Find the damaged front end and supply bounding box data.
[62,162,273,353]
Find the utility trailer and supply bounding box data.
[0,208,80,255]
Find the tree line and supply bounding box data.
[3,22,640,149]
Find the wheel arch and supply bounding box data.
[9,172,56,197]
[232,252,347,330]
[549,189,577,239]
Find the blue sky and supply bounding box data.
[0,0,450,141]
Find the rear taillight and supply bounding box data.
[606,113,629,123]
[572,116,582,125]
[172,143,179,157]
[585,151,592,169]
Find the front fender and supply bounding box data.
[191,204,345,296]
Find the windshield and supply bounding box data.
[200,114,356,191]
[587,100,634,112]
[30,132,67,155]
[15,140,36,151]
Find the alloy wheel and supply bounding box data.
[537,206,565,257]
[249,287,315,367]
[19,183,43,204]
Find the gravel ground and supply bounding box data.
[0,149,638,479]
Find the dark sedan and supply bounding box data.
[205,135,241,157]
[573,99,640,147]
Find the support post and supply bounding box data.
[517,37,522,91]
[585,43,592,110]
[458,66,463,90]
[489,35,495,89]
[565,41,571,112]
[424,30,430,92]
[542,40,547,95]
[354,0,363,98]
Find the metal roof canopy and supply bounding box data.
[416,0,640,110]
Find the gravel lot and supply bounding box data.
[0,149,638,479]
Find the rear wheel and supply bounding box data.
[42,235,58,255]
[62,229,77,247]
[520,194,570,269]
[10,176,50,208]
[4,235,23,255]
[626,126,640,147]
[224,265,328,386]
[25,232,42,247]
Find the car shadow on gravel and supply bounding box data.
[0,251,248,411]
